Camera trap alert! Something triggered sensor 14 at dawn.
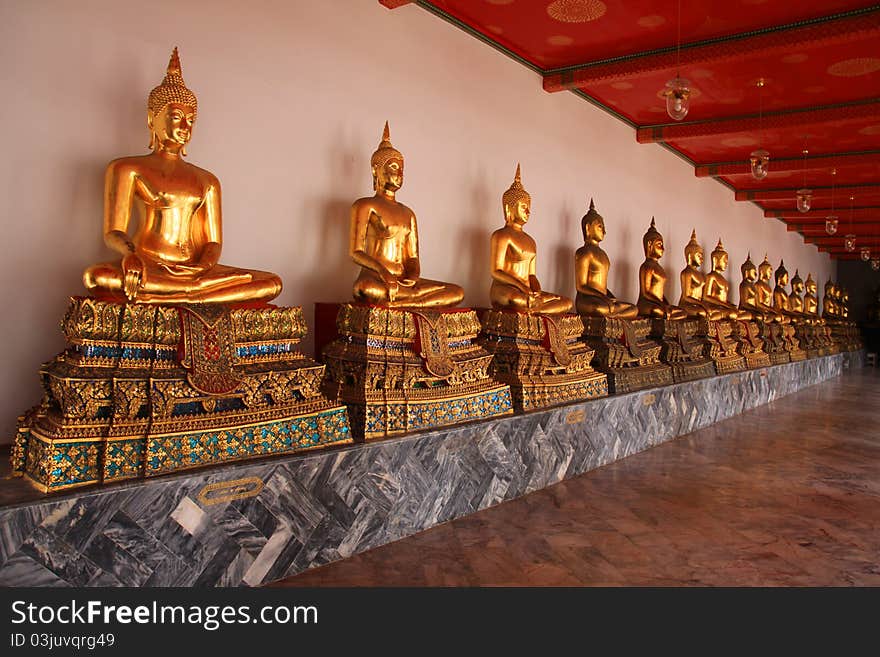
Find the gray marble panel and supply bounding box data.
[0,352,858,587]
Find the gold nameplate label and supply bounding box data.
[197,477,264,506]
[760,369,768,377]
[642,393,656,406]
[566,410,585,424]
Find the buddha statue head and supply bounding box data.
[642,217,664,259]
[371,121,404,193]
[711,238,728,273]
[684,229,703,268]
[774,260,789,287]
[147,47,198,155]
[805,273,817,296]
[758,254,773,283]
[741,253,758,283]
[581,199,605,244]
[791,270,805,295]
[825,278,836,298]
[502,164,531,227]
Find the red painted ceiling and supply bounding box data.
[391,0,880,260]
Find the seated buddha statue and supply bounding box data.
[789,270,807,317]
[840,287,850,319]
[349,122,464,309]
[823,280,838,318]
[574,200,638,318]
[489,165,572,314]
[677,230,725,320]
[772,260,798,320]
[758,255,788,323]
[703,239,748,320]
[636,218,687,320]
[83,48,282,304]
[739,254,780,322]
[803,273,821,320]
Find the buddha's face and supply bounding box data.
[793,280,805,295]
[648,237,664,259]
[758,263,772,282]
[588,217,605,242]
[712,252,728,272]
[506,199,530,226]
[375,158,404,192]
[743,264,757,283]
[690,248,704,268]
[777,271,789,286]
[149,102,194,150]
[806,281,816,295]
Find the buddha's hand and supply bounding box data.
[122,254,144,301]
[158,262,207,277]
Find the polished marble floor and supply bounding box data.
[274,366,880,586]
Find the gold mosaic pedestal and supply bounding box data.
[781,324,807,362]
[699,319,746,374]
[321,304,512,441]
[579,316,672,394]
[827,320,862,352]
[12,298,352,493]
[478,311,608,412]
[752,320,790,365]
[650,318,716,383]
[792,321,819,359]
[732,321,772,369]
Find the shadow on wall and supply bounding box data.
[462,172,494,306]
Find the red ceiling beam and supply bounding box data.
[638,100,880,144]
[788,223,879,233]
[379,0,411,8]
[696,151,880,178]
[735,184,880,201]
[768,207,880,220]
[543,9,880,91]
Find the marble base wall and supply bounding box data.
[0,352,859,587]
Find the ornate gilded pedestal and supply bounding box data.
[478,310,607,412]
[650,319,716,383]
[12,298,351,492]
[732,321,771,369]
[700,319,746,374]
[793,321,821,359]
[753,320,790,365]
[781,324,807,362]
[579,317,671,393]
[321,304,512,440]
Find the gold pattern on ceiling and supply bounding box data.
[546,0,607,24]
[827,58,880,77]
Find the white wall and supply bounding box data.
[0,0,833,444]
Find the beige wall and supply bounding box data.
[0,0,834,444]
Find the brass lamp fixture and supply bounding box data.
[844,196,856,252]
[662,0,690,121]
[749,79,769,180]
[825,168,838,235]
[796,141,811,213]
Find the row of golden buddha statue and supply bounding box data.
[10,49,862,493]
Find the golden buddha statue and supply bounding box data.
[840,287,850,319]
[823,279,838,317]
[574,200,638,318]
[739,254,777,322]
[489,165,572,314]
[677,230,725,320]
[703,239,747,320]
[789,270,806,316]
[804,273,820,318]
[758,255,788,323]
[636,218,687,320]
[772,260,797,320]
[350,123,464,309]
[83,48,282,304]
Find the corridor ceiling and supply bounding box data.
[381,0,880,260]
